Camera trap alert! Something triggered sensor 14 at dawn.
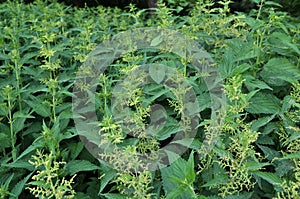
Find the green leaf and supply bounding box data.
[275,160,294,177]
[3,160,35,171]
[0,53,10,60]
[197,92,211,111]
[165,185,186,199]
[255,135,275,145]
[148,104,167,128]
[225,39,259,62]
[67,142,84,160]
[156,126,181,141]
[269,32,300,55]
[244,75,272,91]
[150,35,163,47]
[201,174,228,187]
[225,192,254,199]
[245,161,271,171]
[149,64,166,84]
[186,151,195,183]
[10,172,33,199]
[281,95,295,113]
[0,173,14,188]
[0,128,10,149]
[100,193,127,199]
[257,144,281,160]
[213,147,232,159]
[264,1,282,7]
[74,192,92,199]
[252,171,282,185]
[161,153,191,199]
[276,152,300,160]
[117,138,138,148]
[13,109,33,134]
[24,97,51,117]
[246,93,281,114]
[173,138,201,150]
[65,160,100,175]
[233,63,252,75]
[15,142,43,162]
[99,163,116,193]
[260,58,300,86]
[143,84,169,105]
[251,114,276,131]
[164,150,181,165]
[27,181,46,187]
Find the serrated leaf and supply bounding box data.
[213,147,232,159]
[251,114,276,131]
[24,98,51,117]
[116,138,138,148]
[197,92,211,112]
[281,95,295,113]
[260,58,300,86]
[99,163,116,193]
[10,172,33,199]
[3,160,35,171]
[246,93,281,114]
[244,75,272,90]
[156,126,181,140]
[65,160,100,175]
[252,171,282,185]
[161,153,190,199]
[13,109,33,134]
[0,131,10,149]
[27,181,46,186]
[67,142,84,160]
[0,53,10,60]
[165,150,181,165]
[20,52,39,65]
[245,161,271,171]
[0,173,14,187]
[74,192,92,199]
[270,32,300,55]
[277,152,300,160]
[225,192,254,199]
[143,84,169,105]
[201,174,228,187]
[165,185,185,199]
[275,160,294,177]
[186,151,195,183]
[255,135,275,145]
[100,193,127,199]
[149,64,166,84]
[257,144,281,160]
[15,142,43,162]
[148,104,167,127]
[173,138,200,150]
[150,35,163,47]
[225,39,259,62]
[264,1,282,7]
[287,132,300,144]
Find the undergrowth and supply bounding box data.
[0,0,299,198]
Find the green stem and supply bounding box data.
[52,87,57,123]
[14,62,23,112]
[256,0,265,21]
[7,92,16,161]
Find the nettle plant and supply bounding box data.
[0,0,299,198]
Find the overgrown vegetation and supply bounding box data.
[0,0,299,198]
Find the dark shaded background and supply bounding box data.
[0,0,298,17]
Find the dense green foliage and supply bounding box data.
[0,0,299,198]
